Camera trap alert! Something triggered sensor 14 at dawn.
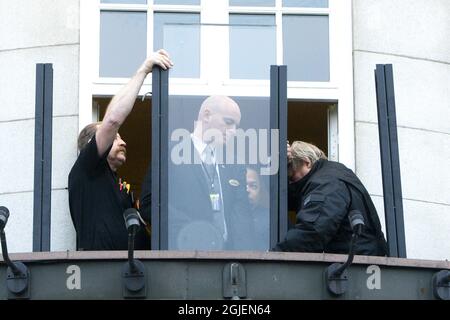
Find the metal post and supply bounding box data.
[151,67,161,250]
[269,65,288,248]
[374,64,406,258]
[384,65,406,258]
[269,66,279,249]
[33,63,53,252]
[151,67,169,250]
[278,65,288,243]
[159,69,169,250]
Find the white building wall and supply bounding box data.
[0,0,79,252]
[353,0,450,260]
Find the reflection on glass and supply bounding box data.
[167,95,272,251]
[229,0,275,6]
[283,15,329,81]
[156,13,200,78]
[100,11,146,77]
[101,0,147,4]
[229,15,276,79]
[282,0,328,7]
[154,0,200,4]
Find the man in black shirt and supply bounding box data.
[68,50,173,250]
[273,141,387,256]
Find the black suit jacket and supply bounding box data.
[141,139,256,250]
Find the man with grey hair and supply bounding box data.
[68,50,173,250]
[273,141,387,256]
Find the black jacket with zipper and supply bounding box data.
[274,159,387,256]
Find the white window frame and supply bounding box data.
[79,0,354,169]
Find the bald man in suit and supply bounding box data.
[141,95,256,250]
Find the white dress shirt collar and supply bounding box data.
[191,133,215,162]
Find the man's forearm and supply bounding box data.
[95,69,149,156]
[95,49,172,156]
[103,69,147,128]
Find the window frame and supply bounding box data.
[79,0,354,169]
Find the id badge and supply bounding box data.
[210,193,221,211]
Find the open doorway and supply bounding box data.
[94,97,334,201]
[288,101,330,157]
[287,100,332,225]
[95,97,152,200]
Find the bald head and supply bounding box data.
[195,95,241,145]
[198,95,241,121]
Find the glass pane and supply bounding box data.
[167,95,273,251]
[101,0,147,4]
[155,13,200,78]
[100,11,147,77]
[283,15,329,81]
[229,0,275,6]
[154,0,200,4]
[164,25,276,251]
[229,15,276,79]
[283,0,328,7]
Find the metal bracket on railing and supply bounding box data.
[324,213,363,296]
[223,262,246,299]
[122,260,147,299]
[325,262,349,296]
[432,270,450,300]
[6,262,30,300]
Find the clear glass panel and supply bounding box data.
[165,25,275,251]
[154,0,200,4]
[229,15,276,79]
[100,11,147,77]
[101,0,147,4]
[229,0,275,6]
[167,96,273,251]
[282,0,328,7]
[283,15,329,81]
[155,13,200,78]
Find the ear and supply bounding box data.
[305,159,312,169]
[203,109,211,123]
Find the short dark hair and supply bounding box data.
[77,122,101,151]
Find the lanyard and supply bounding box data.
[200,159,217,191]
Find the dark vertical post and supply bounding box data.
[269,65,288,249]
[159,69,169,250]
[277,65,288,243]
[374,64,406,258]
[151,67,161,250]
[374,65,397,257]
[33,63,53,252]
[33,65,44,251]
[151,67,169,250]
[269,66,279,249]
[384,65,406,258]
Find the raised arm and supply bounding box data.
[95,49,173,156]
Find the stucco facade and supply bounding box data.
[353,0,450,259]
[0,0,79,252]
